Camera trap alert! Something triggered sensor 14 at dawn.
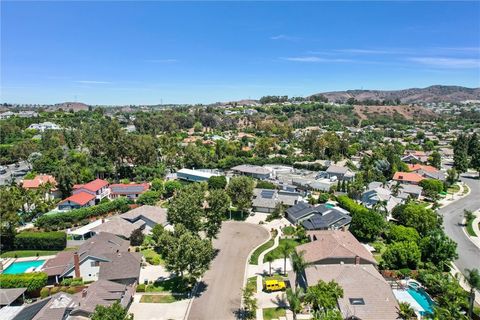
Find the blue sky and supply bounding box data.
[1,1,479,105]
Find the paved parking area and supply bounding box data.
[188,221,269,320]
[129,294,190,320]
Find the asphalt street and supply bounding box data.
[188,221,269,320]
[0,161,30,185]
[439,173,480,274]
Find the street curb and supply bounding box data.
[461,213,480,250]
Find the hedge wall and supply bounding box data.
[34,197,130,230]
[14,231,67,251]
[0,272,48,292]
[336,194,370,215]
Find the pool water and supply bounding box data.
[407,287,434,315]
[2,260,45,274]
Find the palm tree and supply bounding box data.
[285,287,303,320]
[281,241,295,275]
[265,254,275,276]
[465,268,480,319]
[397,302,416,320]
[291,250,311,287]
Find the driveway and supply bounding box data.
[439,174,480,274]
[188,221,269,320]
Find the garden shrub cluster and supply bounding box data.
[14,231,67,251]
[0,272,48,292]
[35,197,130,230]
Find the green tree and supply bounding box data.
[381,241,421,269]
[446,168,458,187]
[392,202,441,236]
[227,176,254,215]
[0,186,21,250]
[429,151,442,169]
[55,165,75,198]
[465,268,480,320]
[349,210,385,242]
[150,178,164,194]
[137,190,161,205]
[420,230,458,268]
[130,228,145,246]
[265,254,275,276]
[164,180,183,198]
[291,250,311,287]
[242,285,257,320]
[453,134,469,173]
[304,280,343,314]
[281,241,295,275]
[205,189,230,238]
[397,302,416,320]
[91,301,133,320]
[387,225,420,244]
[168,184,205,233]
[207,175,227,190]
[419,179,444,199]
[285,287,304,320]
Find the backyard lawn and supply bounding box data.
[1,250,59,258]
[262,307,286,320]
[139,294,183,303]
[141,248,164,265]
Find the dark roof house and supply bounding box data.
[286,203,351,230]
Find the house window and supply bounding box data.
[349,298,365,305]
[90,261,100,267]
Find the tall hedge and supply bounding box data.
[14,231,67,251]
[336,195,370,215]
[0,272,48,292]
[34,197,130,230]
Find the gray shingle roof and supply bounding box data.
[0,288,26,306]
[120,205,168,225]
[98,252,142,282]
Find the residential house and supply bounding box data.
[27,122,61,132]
[7,280,134,320]
[22,174,61,199]
[231,164,272,180]
[120,205,168,233]
[176,168,220,182]
[325,165,355,181]
[251,188,301,213]
[408,164,446,181]
[392,172,424,185]
[73,178,110,204]
[296,230,377,265]
[290,264,399,320]
[42,232,140,284]
[109,183,150,200]
[361,182,403,214]
[285,202,351,230]
[57,192,96,211]
[401,150,429,164]
[0,288,26,307]
[91,216,145,239]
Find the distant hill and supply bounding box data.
[52,102,90,112]
[311,85,480,104]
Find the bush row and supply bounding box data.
[0,272,48,292]
[336,194,370,215]
[40,285,79,298]
[14,231,66,251]
[35,197,130,230]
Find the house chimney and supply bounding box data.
[341,225,346,232]
[73,252,81,278]
[355,255,360,265]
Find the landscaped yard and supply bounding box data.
[262,307,286,320]
[447,184,460,194]
[466,219,477,237]
[249,231,278,265]
[139,294,183,303]
[145,277,191,294]
[264,274,287,282]
[246,276,257,293]
[281,226,295,236]
[264,239,302,261]
[141,248,164,265]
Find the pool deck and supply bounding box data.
[1,255,56,273]
[393,289,424,313]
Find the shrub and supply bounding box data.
[40,287,50,298]
[0,272,48,292]
[66,287,77,294]
[136,284,146,292]
[14,231,66,251]
[336,195,370,215]
[50,286,60,294]
[34,197,130,229]
[130,228,145,246]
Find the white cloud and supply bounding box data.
[281,56,352,63]
[270,34,299,41]
[408,57,480,68]
[75,80,111,84]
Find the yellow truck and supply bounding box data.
[264,279,286,292]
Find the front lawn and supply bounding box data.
[466,219,477,237]
[146,277,191,294]
[249,239,275,265]
[263,307,286,320]
[447,184,460,194]
[141,248,164,265]
[264,274,286,282]
[0,250,59,258]
[264,239,302,260]
[139,294,183,303]
[247,276,257,293]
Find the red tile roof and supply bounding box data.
[393,172,425,183]
[408,164,439,173]
[59,191,96,206]
[22,174,57,189]
[74,178,109,192]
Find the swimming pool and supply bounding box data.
[2,260,45,274]
[407,287,434,315]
